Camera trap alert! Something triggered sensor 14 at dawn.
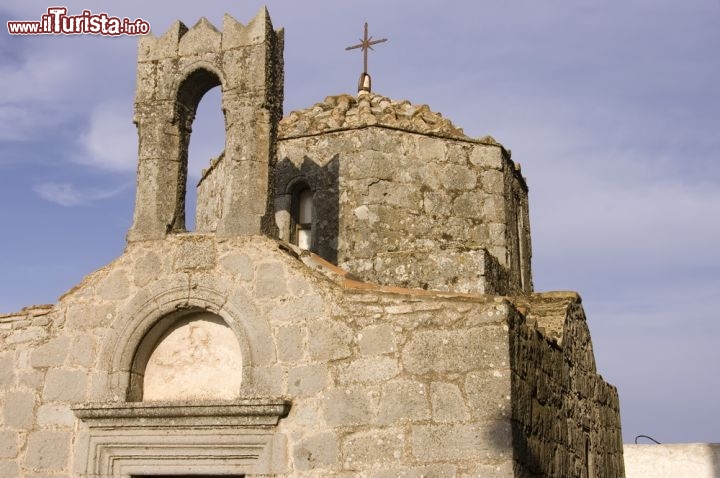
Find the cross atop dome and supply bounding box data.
[345,22,387,94]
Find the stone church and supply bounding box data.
[0,8,625,478]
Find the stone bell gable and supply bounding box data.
[0,8,625,478]
[129,8,283,241]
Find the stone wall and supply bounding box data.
[0,235,520,477]
[510,293,625,478]
[0,235,624,477]
[277,95,532,295]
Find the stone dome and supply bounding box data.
[279,92,494,141]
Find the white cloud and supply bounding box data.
[76,100,137,172]
[33,181,129,206]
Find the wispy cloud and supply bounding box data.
[75,100,137,172]
[33,181,129,206]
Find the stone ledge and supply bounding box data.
[73,399,291,428]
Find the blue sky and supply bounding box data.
[1,1,719,444]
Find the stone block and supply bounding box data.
[65,301,116,330]
[37,404,75,428]
[369,465,458,477]
[267,294,325,323]
[0,460,19,478]
[441,164,477,191]
[42,369,87,402]
[358,324,396,356]
[288,364,328,397]
[411,422,511,462]
[337,357,399,385]
[377,380,431,425]
[31,336,71,368]
[459,461,514,477]
[219,252,254,280]
[18,370,44,391]
[0,431,18,458]
[247,365,285,396]
[465,369,512,419]
[401,326,509,376]
[255,261,288,298]
[482,194,506,223]
[133,250,162,287]
[469,144,503,169]
[417,136,446,162]
[322,387,375,427]
[275,324,305,362]
[96,269,131,301]
[308,320,352,361]
[293,432,338,470]
[24,431,71,470]
[452,191,485,219]
[172,236,218,271]
[3,391,35,428]
[67,334,96,368]
[342,428,405,467]
[430,382,470,423]
[0,354,14,388]
[481,169,505,195]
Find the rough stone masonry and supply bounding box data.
[0,8,624,477]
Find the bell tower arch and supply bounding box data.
[128,8,283,241]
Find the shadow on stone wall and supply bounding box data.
[274,155,340,264]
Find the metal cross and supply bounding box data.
[345,22,388,75]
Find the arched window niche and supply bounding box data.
[128,309,242,402]
[73,303,291,477]
[290,181,314,250]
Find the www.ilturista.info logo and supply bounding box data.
[7,7,150,35]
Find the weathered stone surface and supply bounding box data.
[0,354,14,388]
[96,269,130,301]
[293,432,338,470]
[465,368,512,419]
[411,422,511,462]
[322,387,375,427]
[358,324,396,356]
[30,336,71,368]
[377,380,430,425]
[288,364,328,397]
[342,428,405,467]
[36,404,75,428]
[275,324,305,362]
[3,391,35,428]
[308,320,352,361]
[401,326,509,376]
[255,262,288,298]
[430,382,470,423]
[369,465,457,478]
[24,431,71,470]
[0,460,19,478]
[0,431,18,458]
[42,370,87,402]
[337,357,399,385]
